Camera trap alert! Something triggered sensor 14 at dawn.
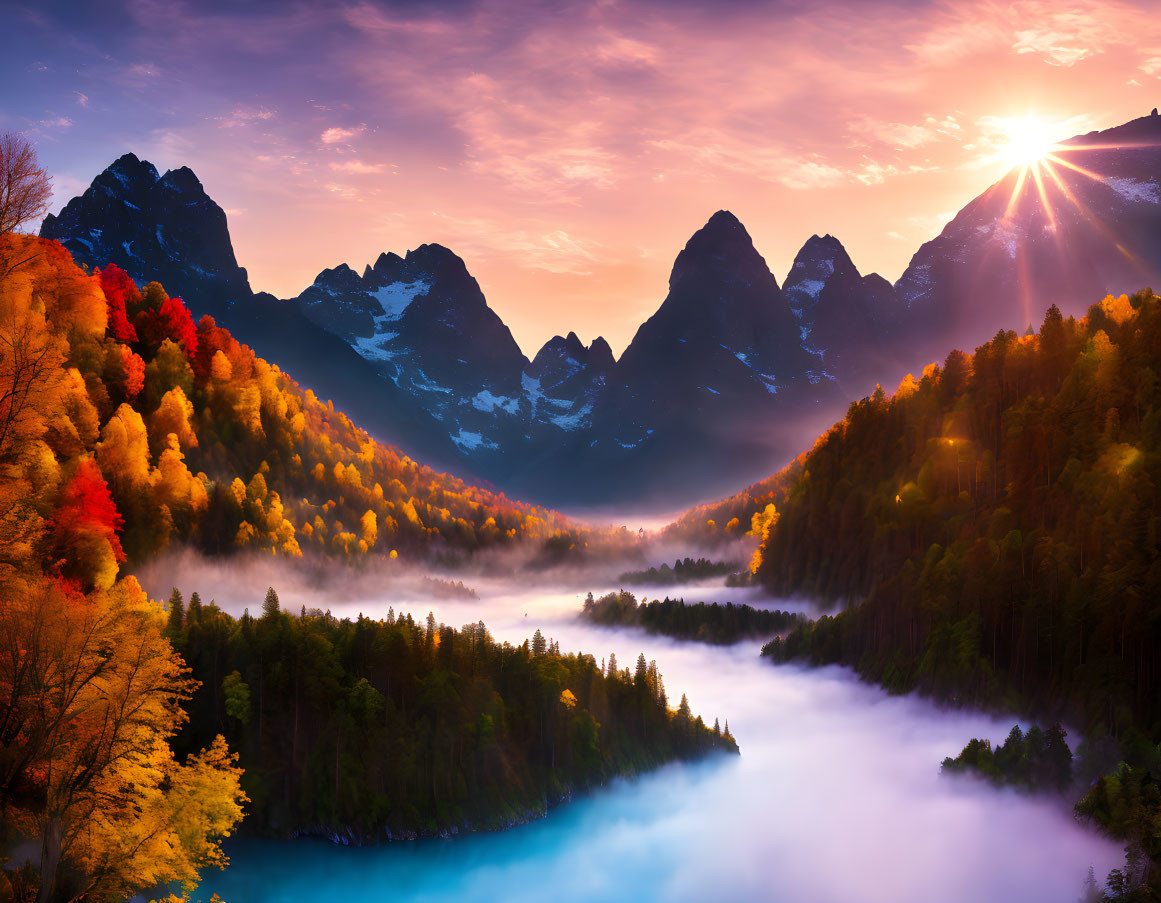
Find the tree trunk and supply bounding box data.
[35,816,63,903]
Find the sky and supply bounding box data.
[4,0,1161,358]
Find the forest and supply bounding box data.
[168,586,735,841]
[581,590,799,645]
[748,289,1161,896]
[617,557,739,585]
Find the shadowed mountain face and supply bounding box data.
[42,153,250,319]
[782,233,904,397]
[41,111,1161,509]
[895,110,1161,367]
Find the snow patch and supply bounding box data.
[348,280,432,364]
[613,429,654,449]
[1106,177,1161,204]
[548,402,593,431]
[451,429,500,453]
[786,278,826,306]
[521,372,543,419]
[472,389,521,416]
[373,279,431,320]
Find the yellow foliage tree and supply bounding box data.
[0,574,246,901]
[150,385,198,452]
[360,509,377,549]
[96,403,152,493]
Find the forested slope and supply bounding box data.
[756,291,1161,734]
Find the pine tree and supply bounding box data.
[165,587,185,638]
[634,653,648,686]
[187,591,203,623]
[531,629,547,656]
[262,586,280,620]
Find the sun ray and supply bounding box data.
[1005,165,1030,219]
[1029,161,1057,230]
[1041,153,1106,183]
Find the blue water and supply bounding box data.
[166,572,1121,903]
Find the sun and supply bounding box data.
[995,115,1064,168]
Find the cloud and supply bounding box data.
[1141,56,1161,77]
[72,91,89,107]
[330,159,389,174]
[428,212,606,275]
[120,62,161,86]
[853,158,940,186]
[216,105,277,128]
[1012,28,1099,66]
[848,115,962,150]
[321,126,363,144]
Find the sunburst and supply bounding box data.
[980,113,1161,329]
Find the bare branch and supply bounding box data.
[0,133,52,235]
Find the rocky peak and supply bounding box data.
[588,336,615,370]
[667,210,775,294]
[783,234,859,311]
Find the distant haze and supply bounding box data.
[6,0,1161,356]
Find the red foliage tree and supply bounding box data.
[159,295,198,356]
[50,458,127,569]
[135,293,199,359]
[193,314,238,381]
[97,264,140,344]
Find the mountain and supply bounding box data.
[277,211,842,505]
[40,154,464,473]
[294,243,529,461]
[895,109,1161,364]
[782,234,903,394]
[42,112,1161,508]
[41,153,249,318]
[558,211,840,502]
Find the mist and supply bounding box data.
[140,552,1123,903]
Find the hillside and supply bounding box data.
[0,233,573,585]
[751,290,1161,733]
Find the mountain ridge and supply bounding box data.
[40,109,1161,509]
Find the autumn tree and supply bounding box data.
[0,575,246,901]
[49,458,126,590]
[0,133,51,236]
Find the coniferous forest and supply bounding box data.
[581,590,799,645]
[753,291,1161,893]
[168,586,733,842]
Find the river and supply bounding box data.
[139,562,1121,903]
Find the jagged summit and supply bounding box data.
[668,210,772,292]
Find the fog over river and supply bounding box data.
[137,555,1122,903]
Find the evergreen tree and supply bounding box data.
[165,587,184,639]
[187,590,203,623]
[261,586,280,620]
